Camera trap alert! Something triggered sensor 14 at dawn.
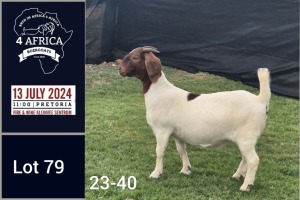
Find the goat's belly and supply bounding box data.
[173,129,231,149]
[197,141,230,149]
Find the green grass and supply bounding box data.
[85,64,299,200]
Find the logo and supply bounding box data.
[14,8,73,74]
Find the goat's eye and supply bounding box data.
[132,57,139,60]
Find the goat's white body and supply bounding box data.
[144,70,270,191]
[145,72,267,148]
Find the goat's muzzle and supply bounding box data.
[119,65,130,77]
[118,67,126,77]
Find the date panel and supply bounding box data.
[11,85,76,115]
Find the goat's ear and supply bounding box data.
[144,52,162,83]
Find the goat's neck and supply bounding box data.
[144,72,174,94]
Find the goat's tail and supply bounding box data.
[257,68,271,104]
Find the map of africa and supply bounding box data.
[14,8,73,74]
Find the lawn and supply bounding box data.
[85,64,299,200]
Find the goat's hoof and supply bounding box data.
[240,184,253,191]
[180,166,192,175]
[149,171,161,179]
[232,173,244,180]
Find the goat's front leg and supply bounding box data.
[149,129,172,178]
[174,138,192,175]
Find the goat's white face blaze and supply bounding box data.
[119,47,271,192]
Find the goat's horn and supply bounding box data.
[142,46,160,53]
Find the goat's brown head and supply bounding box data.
[119,46,162,85]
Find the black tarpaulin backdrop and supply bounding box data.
[86,0,299,98]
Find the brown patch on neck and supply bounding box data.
[142,72,152,94]
[187,93,200,101]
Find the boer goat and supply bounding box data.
[119,46,271,191]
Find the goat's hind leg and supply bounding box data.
[175,138,192,175]
[232,157,247,180]
[237,140,260,191]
